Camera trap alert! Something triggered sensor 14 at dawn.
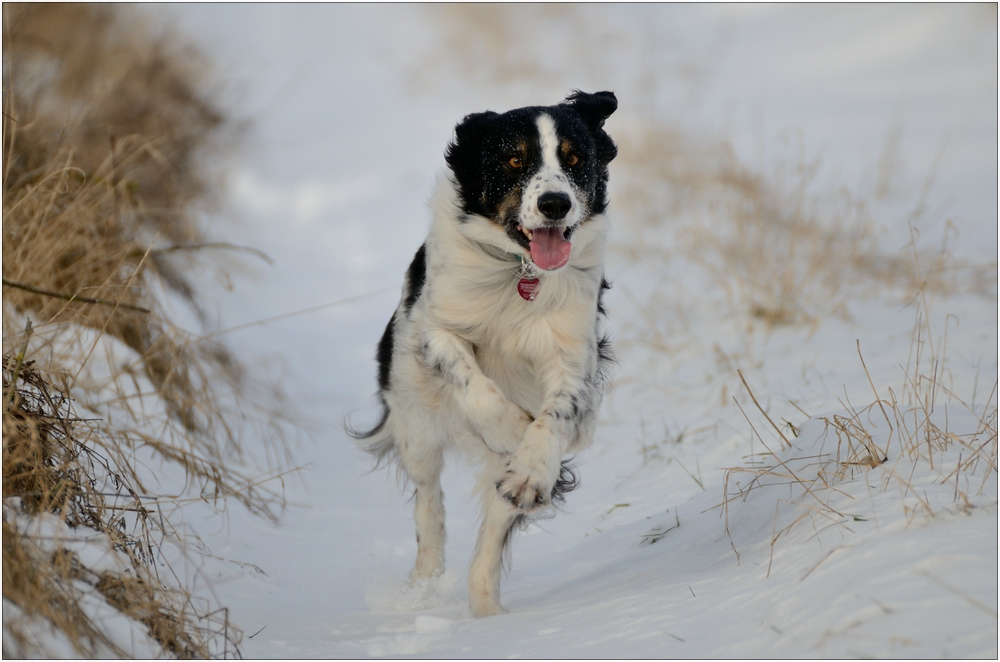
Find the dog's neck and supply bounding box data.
[475,242,540,277]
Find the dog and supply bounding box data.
[351,90,617,617]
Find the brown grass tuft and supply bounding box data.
[613,118,997,332]
[4,2,241,427]
[718,301,998,571]
[3,359,241,658]
[3,4,289,658]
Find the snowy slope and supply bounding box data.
[152,5,997,658]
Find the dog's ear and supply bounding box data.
[565,91,618,165]
[564,91,617,131]
[454,111,499,139]
[445,111,498,214]
[446,111,498,168]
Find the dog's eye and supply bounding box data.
[508,156,523,169]
[565,153,580,167]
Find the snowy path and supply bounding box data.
[157,5,997,658]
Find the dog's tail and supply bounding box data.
[345,395,396,466]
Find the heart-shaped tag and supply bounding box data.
[517,277,539,301]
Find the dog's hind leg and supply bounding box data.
[468,460,519,617]
[398,434,446,582]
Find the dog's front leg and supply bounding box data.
[421,327,532,454]
[470,358,598,616]
[495,356,599,511]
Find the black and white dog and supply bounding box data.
[352,91,617,617]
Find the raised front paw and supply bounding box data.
[495,456,555,512]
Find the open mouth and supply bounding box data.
[517,223,573,271]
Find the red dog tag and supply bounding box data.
[517,277,539,301]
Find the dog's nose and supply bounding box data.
[537,192,571,221]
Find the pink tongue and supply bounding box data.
[529,227,571,271]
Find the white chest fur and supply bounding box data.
[419,175,607,415]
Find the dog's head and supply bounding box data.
[445,91,618,271]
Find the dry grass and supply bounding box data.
[718,296,998,571]
[615,123,880,327]
[3,4,290,658]
[612,117,997,336]
[3,360,239,658]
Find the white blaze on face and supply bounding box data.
[519,113,583,232]
[516,113,584,271]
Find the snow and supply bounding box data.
[140,4,996,658]
[2,505,165,659]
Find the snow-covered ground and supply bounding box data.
[151,4,996,658]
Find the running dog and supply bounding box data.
[352,90,617,617]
